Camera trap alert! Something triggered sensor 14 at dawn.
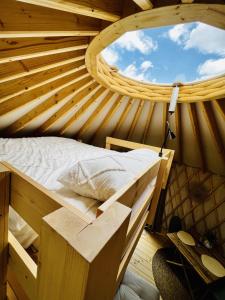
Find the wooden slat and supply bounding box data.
[214,99,225,120]
[200,101,225,165]
[0,52,85,84]
[0,0,100,37]
[0,60,85,101]
[89,95,124,143]
[187,103,206,170]
[0,38,88,65]
[181,0,194,3]
[37,80,98,133]
[141,102,155,143]
[127,100,144,140]
[17,0,121,22]
[76,91,114,138]
[8,232,37,300]
[111,98,133,137]
[0,68,88,116]
[4,75,91,135]
[0,164,10,300]
[132,0,153,10]
[59,86,105,134]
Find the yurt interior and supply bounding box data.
[0,1,225,299]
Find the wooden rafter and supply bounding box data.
[89,95,123,144]
[214,99,225,120]
[162,103,168,142]
[141,102,155,143]
[16,0,120,22]
[200,101,225,165]
[3,75,91,136]
[0,39,88,65]
[127,100,144,140]
[75,91,114,139]
[37,80,98,133]
[59,86,105,135]
[187,103,206,170]
[0,61,86,102]
[0,53,85,84]
[132,0,153,10]
[111,98,133,137]
[1,0,100,37]
[0,69,88,116]
[175,103,182,163]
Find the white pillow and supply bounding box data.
[58,155,133,201]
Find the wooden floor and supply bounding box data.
[7,231,169,299]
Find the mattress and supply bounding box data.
[0,137,159,248]
[0,137,119,248]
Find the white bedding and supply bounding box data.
[0,137,159,248]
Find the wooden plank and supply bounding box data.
[175,103,182,163]
[146,158,168,225]
[0,37,88,64]
[0,0,100,37]
[0,60,85,101]
[8,232,37,300]
[181,0,194,3]
[141,102,155,143]
[37,203,130,300]
[111,98,133,137]
[17,0,121,22]
[89,95,123,144]
[0,52,85,84]
[187,103,206,170]
[0,164,10,300]
[37,80,98,133]
[214,99,225,120]
[0,68,88,116]
[200,101,225,165]
[127,100,144,140]
[59,86,105,134]
[76,91,114,138]
[132,0,153,10]
[4,75,91,135]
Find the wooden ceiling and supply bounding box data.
[0,0,225,176]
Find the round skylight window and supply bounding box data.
[101,22,225,84]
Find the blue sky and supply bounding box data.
[101,22,225,84]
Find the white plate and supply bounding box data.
[177,231,196,246]
[201,254,225,277]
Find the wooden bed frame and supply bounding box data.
[0,137,174,300]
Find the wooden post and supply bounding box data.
[146,158,168,226]
[37,202,131,300]
[0,164,10,300]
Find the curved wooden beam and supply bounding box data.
[132,0,153,10]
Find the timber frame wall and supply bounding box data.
[0,137,174,300]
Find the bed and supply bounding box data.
[0,136,174,300]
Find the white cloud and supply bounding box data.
[140,60,154,72]
[113,30,158,54]
[101,47,119,65]
[120,61,154,82]
[185,23,225,56]
[168,24,191,45]
[168,22,225,57]
[197,58,225,79]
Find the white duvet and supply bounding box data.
[0,137,159,248]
